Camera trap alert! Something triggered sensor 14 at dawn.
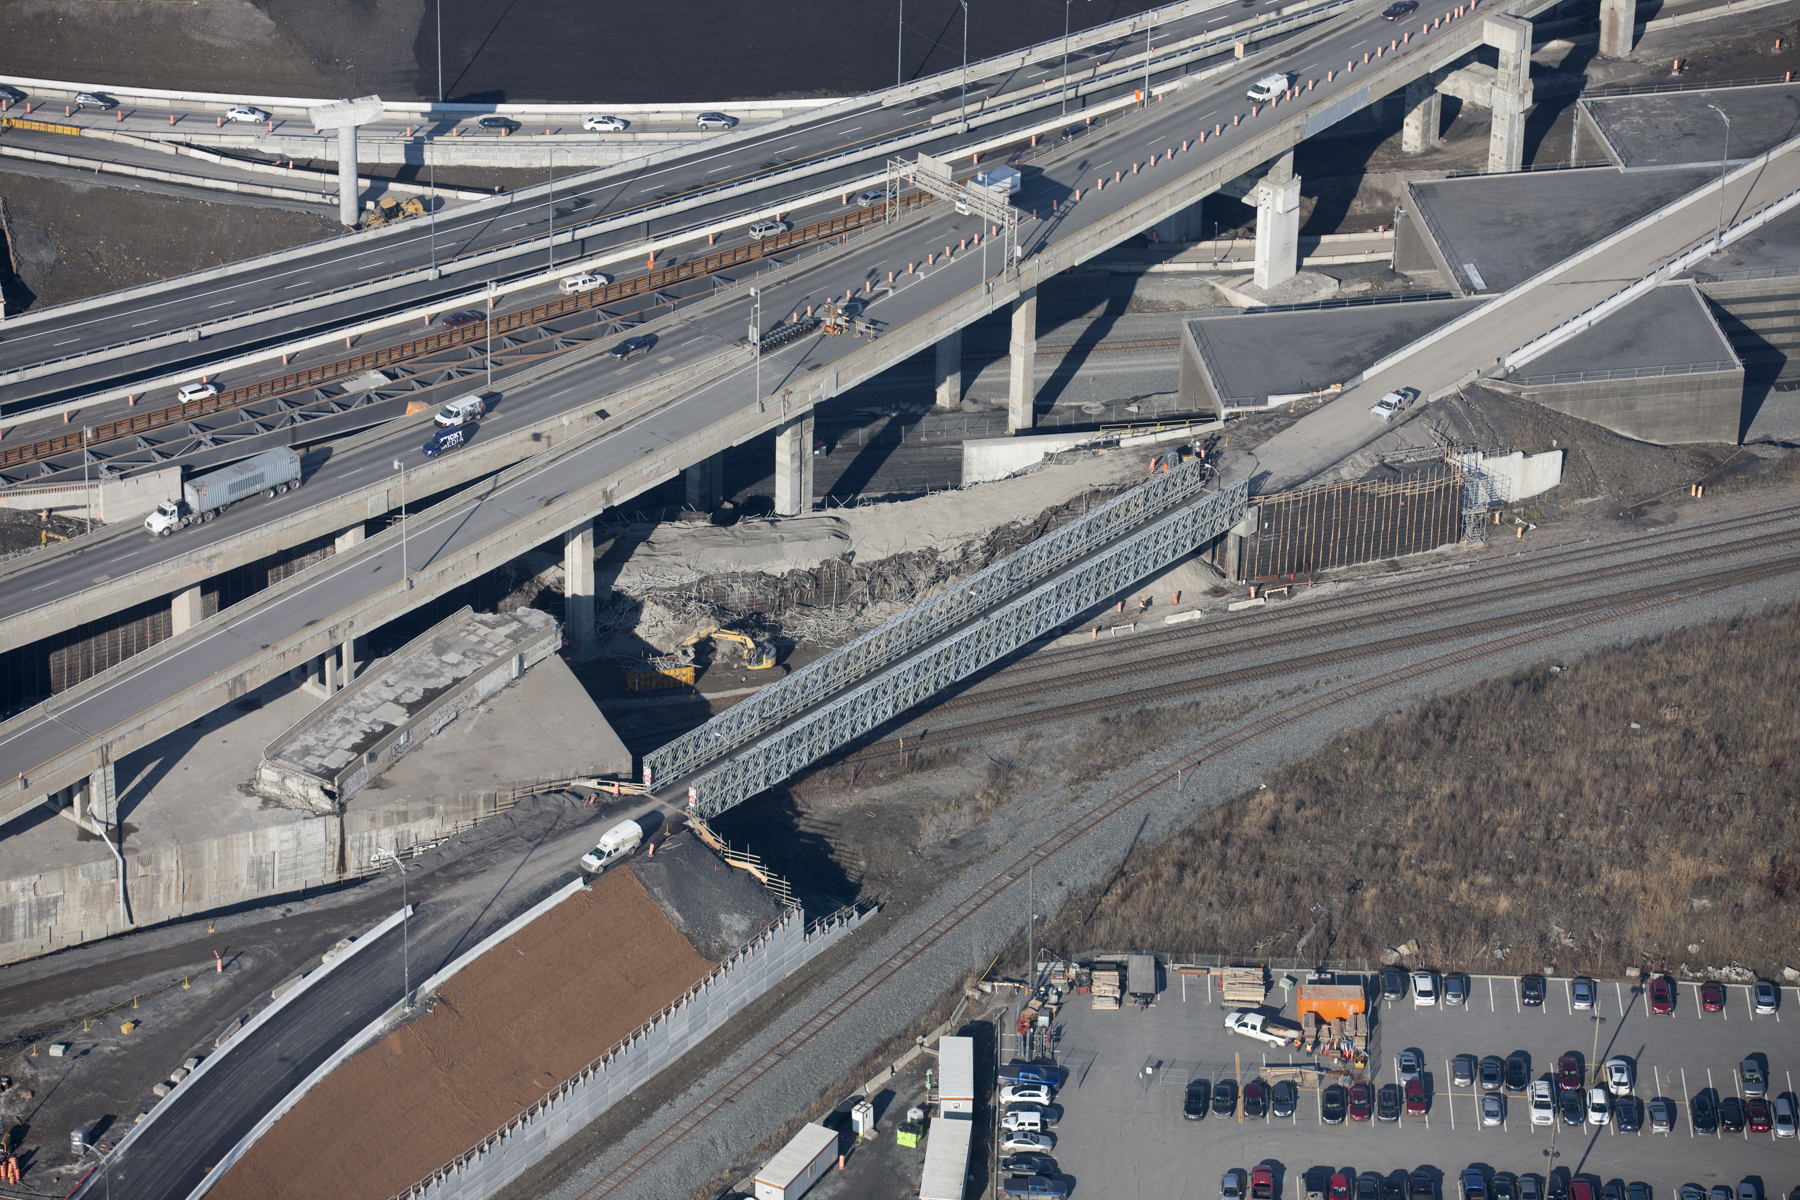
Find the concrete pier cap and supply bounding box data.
[309,95,384,228]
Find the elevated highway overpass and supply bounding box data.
[0,0,1592,831]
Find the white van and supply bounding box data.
[999,1109,1043,1133]
[580,819,644,874]
[1246,72,1292,102]
[434,394,489,427]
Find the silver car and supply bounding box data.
[1445,972,1470,1005]
[696,111,738,130]
[1480,1056,1504,1092]
[1481,1094,1505,1126]
[1754,980,1780,1014]
[749,219,791,239]
[225,105,270,123]
[1571,976,1597,1010]
[1223,1170,1247,1200]
[1452,1054,1476,1088]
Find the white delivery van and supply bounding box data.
[435,394,490,427]
[1246,72,1292,102]
[580,819,644,874]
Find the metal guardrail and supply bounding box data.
[681,480,1249,816]
[643,454,1221,787]
[1693,263,1800,283]
[1583,72,1796,97]
[1501,360,1739,385]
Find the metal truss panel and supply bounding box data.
[684,481,1248,816]
[644,457,1221,786]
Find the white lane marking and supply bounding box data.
[52,339,81,346]
[208,302,234,308]
[281,281,312,289]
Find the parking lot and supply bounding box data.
[1013,971,1800,1198]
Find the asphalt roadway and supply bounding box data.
[0,0,1314,411]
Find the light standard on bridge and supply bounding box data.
[959,0,970,130]
[485,279,497,389]
[749,285,762,406]
[435,0,444,103]
[392,459,410,588]
[1062,0,1090,117]
[897,0,904,87]
[372,845,413,1010]
[1707,104,1731,252]
[82,425,92,535]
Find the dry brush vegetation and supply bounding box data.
[1041,603,1800,978]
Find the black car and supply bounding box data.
[1380,0,1419,16]
[1559,1090,1584,1126]
[0,85,25,103]
[1359,1176,1383,1200]
[1321,1084,1348,1125]
[1381,965,1407,1000]
[1004,1153,1056,1175]
[1411,1172,1436,1200]
[1521,974,1547,1006]
[1385,1178,1408,1200]
[1271,1080,1297,1118]
[1376,1082,1402,1121]
[1243,1079,1267,1119]
[610,334,654,361]
[1505,1052,1531,1093]
[440,310,485,327]
[1614,1095,1642,1132]
[1211,1078,1237,1117]
[1183,1080,1210,1120]
[1720,1095,1746,1132]
[1692,1090,1718,1134]
[477,115,521,133]
[1494,1177,1517,1200]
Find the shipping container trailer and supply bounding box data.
[1127,954,1157,998]
[918,1115,973,1200]
[1297,982,1367,1022]
[940,1034,976,1115]
[754,1122,839,1200]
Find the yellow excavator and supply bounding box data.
[361,195,427,230]
[672,625,777,670]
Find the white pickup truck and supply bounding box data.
[1224,1009,1302,1046]
[1370,387,1418,422]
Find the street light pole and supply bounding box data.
[392,459,408,587]
[82,426,92,534]
[960,0,970,129]
[428,138,437,277]
[1707,104,1731,251]
[897,0,904,87]
[486,279,496,389]
[436,0,444,103]
[749,286,762,405]
[375,846,412,1010]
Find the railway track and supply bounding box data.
[572,548,1799,1200]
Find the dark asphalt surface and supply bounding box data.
[0,0,1300,411]
[0,0,1528,793]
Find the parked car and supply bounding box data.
[1272,1080,1298,1118]
[1212,1078,1238,1117]
[1505,1052,1531,1092]
[1557,1053,1583,1093]
[1001,1084,1052,1106]
[1380,0,1419,17]
[583,114,629,131]
[1005,1154,1056,1175]
[1242,1080,1267,1119]
[1520,974,1547,1006]
[1530,1079,1555,1125]
[1462,1171,1488,1200]
[1693,1089,1719,1133]
[440,310,484,327]
[1520,1178,1541,1200]
[1736,1184,1757,1200]
[1413,969,1438,1006]
[1253,1167,1277,1200]
[1321,1084,1348,1124]
[1331,1175,1353,1200]
[1001,1176,1067,1198]
[1184,1079,1211,1119]
[177,381,221,402]
[1605,1056,1634,1096]
[1571,977,1597,1010]
[1710,1188,1733,1200]
[1648,1095,1676,1132]
[1614,1095,1642,1132]
[1359,1176,1382,1200]
[1223,1170,1247,1200]
[1381,965,1407,1000]
[1411,1173,1435,1200]
[1559,1089,1584,1126]
[696,111,739,130]
[1009,1065,1056,1086]
[1452,1054,1476,1088]
[477,116,520,133]
[749,219,791,239]
[1720,1096,1746,1132]
[1385,1176,1408,1200]
[1743,1058,1768,1098]
[1747,1097,1772,1133]
[1480,1055,1504,1092]
[1405,1078,1427,1116]
[1445,972,1470,1005]
[1774,1094,1797,1137]
[1587,1086,1610,1125]
[1755,980,1780,1014]
[1376,1082,1401,1121]
[1481,1094,1505,1126]
[1398,1048,1423,1084]
[1702,981,1727,1012]
[75,92,118,110]
[1650,974,1677,1014]
[1349,1082,1373,1121]
[1493,1177,1517,1200]
[1001,1130,1055,1153]
[609,334,654,361]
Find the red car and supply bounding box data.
[1349,1081,1373,1121]
[1404,1078,1426,1116]
[1702,981,1726,1012]
[1570,1182,1595,1200]
[1557,1053,1583,1093]
[1254,1167,1278,1200]
[1748,1097,1772,1133]
[1330,1174,1352,1200]
[439,310,485,327]
[1649,974,1676,1015]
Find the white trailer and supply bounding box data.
[939,1034,975,1115]
[918,1115,973,1200]
[754,1122,838,1200]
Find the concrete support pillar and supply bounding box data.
[1485,16,1534,174]
[933,329,964,409]
[773,411,815,516]
[564,521,597,660]
[338,125,360,228]
[170,584,204,636]
[1008,288,1038,433]
[56,762,114,834]
[1153,199,1208,243]
[1253,154,1301,291]
[335,523,367,554]
[1402,79,1442,154]
[340,636,358,687]
[1599,0,1634,57]
[684,453,724,512]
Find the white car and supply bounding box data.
[583,114,629,132]
[1604,1056,1634,1097]
[1586,1086,1610,1126]
[1530,1079,1555,1125]
[749,219,791,239]
[1412,969,1437,1007]
[696,111,739,130]
[225,105,270,123]
[559,272,613,294]
[1370,388,1415,421]
[1246,71,1292,102]
[177,381,220,402]
[999,1130,1055,1153]
[1397,1048,1423,1085]
[1000,1084,1053,1105]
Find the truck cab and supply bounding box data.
[580,819,644,874]
[144,498,190,536]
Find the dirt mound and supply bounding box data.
[628,833,785,962]
[211,869,714,1200]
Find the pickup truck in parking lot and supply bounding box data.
[1224,1010,1302,1046]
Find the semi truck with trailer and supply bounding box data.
[143,448,302,536]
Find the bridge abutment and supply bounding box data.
[564,521,597,660]
[684,453,724,512]
[1008,288,1038,432]
[1253,153,1301,291]
[170,584,204,637]
[774,412,815,515]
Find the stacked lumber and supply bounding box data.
[1090,965,1123,1011]
[1173,965,1210,977]
[1219,966,1268,1004]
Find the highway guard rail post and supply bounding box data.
[644,455,1218,786]
[679,481,1249,817]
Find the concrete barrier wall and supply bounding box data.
[398,905,873,1200]
[0,465,182,521]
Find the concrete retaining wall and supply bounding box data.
[0,465,181,522]
[396,905,873,1200]
[1490,366,1746,444]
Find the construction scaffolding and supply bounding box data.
[1241,463,1466,582]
